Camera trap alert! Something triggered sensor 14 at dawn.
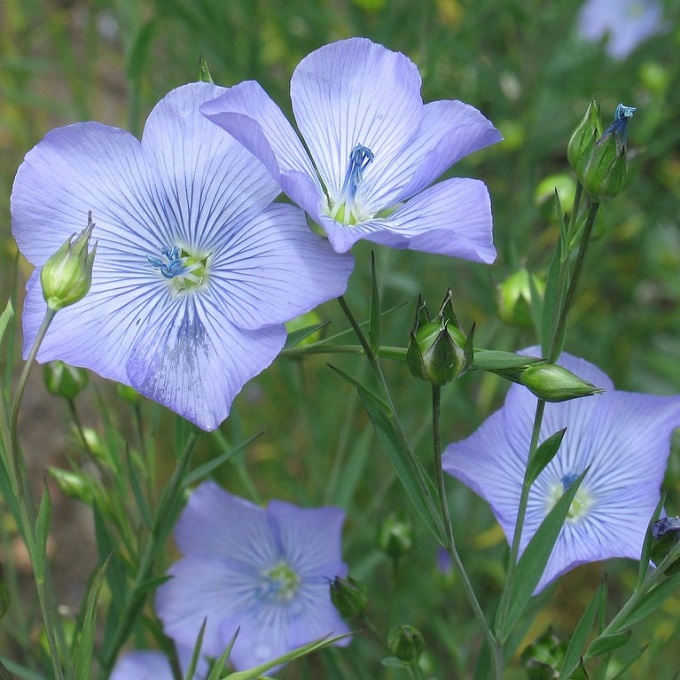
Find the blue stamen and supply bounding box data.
[562,472,579,491]
[339,144,374,201]
[147,246,188,279]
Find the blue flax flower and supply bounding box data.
[577,0,667,59]
[201,38,502,258]
[111,648,207,680]
[11,83,353,431]
[443,349,680,592]
[155,482,350,671]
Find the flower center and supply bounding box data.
[329,144,374,224]
[147,245,210,294]
[545,472,594,522]
[256,561,300,604]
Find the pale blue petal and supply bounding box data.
[290,37,423,202]
[142,83,280,251]
[362,100,502,211]
[201,81,323,217]
[125,293,285,431]
[317,178,495,259]
[208,203,353,331]
[110,651,174,680]
[175,482,280,566]
[267,501,347,577]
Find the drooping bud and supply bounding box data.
[44,361,88,400]
[388,624,425,663]
[406,290,473,385]
[377,514,413,561]
[40,212,97,311]
[496,269,545,328]
[329,576,367,619]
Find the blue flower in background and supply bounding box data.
[155,482,350,671]
[202,38,502,258]
[11,82,353,431]
[111,648,208,680]
[443,349,680,592]
[577,0,666,59]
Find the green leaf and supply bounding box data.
[525,429,566,487]
[74,558,108,680]
[541,234,565,359]
[497,468,588,640]
[587,631,631,658]
[0,656,47,680]
[34,484,52,584]
[185,433,262,487]
[560,579,607,677]
[0,300,14,348]
[608,644,648,679]
[369,252,381,354]
[126,448,152,529]
[225,634,351,680]
[637,495,664,587]
[615,570,680,630]
[283,322,330,349]
[329,366,445,544]
[472,349,542,372]
[184,619,207,680]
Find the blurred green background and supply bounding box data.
[2,0,680,677]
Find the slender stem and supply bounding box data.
[547,202,600,363]
[67,398,93,456]
[432,385,503,678]
[6,307,67,680]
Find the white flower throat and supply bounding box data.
[329,144,374,224]
[147,245,210,294]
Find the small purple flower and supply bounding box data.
[111,647,208,680]
[155,482,350,671]
[201,38,502,258]
[11,83,353,431]
[443,349,680,592]
[577,0,666,59]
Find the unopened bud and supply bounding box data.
[520,362,603,402]
[651,516,680,575]
[377,514,413,561]
[567,100,601,174]
[388,624,425,663]
[44,361,88,400]
[497,269,544,328]
[40,212,96,311]
[407,290,473,385]
[330,576,367,619]
[48,468,96,504]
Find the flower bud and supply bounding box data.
[406,290,473,385]
[519,362,603,402]
[651,516,680,575]
[48,467,96,504]
[40,212,97,311]
[44,361,88,400]
[329,576,367,619]
[496,269,544,328]
[388,624,425,663]
[567,100,601,174]
[116,383,142,405]
[377,514,413,561]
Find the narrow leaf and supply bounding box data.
[126,448,152,529]
[74,558,109,680]
[184,619,207,680]
[497,468,587,639]
[0,300,14,348]
[608,644,648,679]
[540,233,564,358]
[284,322,330,349]
[560,579,607,676]
[615,570,680,630]
[472,349,542,372]
[525,429,566,487]
[637,495,665,587]
[34,484,52,584]
[186,433,262,487]
[587,631,631,658]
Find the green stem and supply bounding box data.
[432,386,503,678]
[7,307,68,680]
[99,430,198,676]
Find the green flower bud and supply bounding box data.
[40,212,97,311]
[44,361,88,400]
[388,624,425,663]
[406,290,473,385]
[567,100,602,174]
[496,269,545,328]
[329,576,367,619]
[48,467,96,504]
[521,628,568,680]
[116,383,142,405]
[377,514,413,561]
[520,362,604,402]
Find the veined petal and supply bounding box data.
[208,203,353,331]
[143,82,281,252]
[201,81,322,217]
[110,651,175,680]
[11,122,165,265]
[362,100,502,211]
[267,501,347,577]
[175,482,280,566]
[125,293,285,431]
[291,38,423,202]
[324,178,496,260]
